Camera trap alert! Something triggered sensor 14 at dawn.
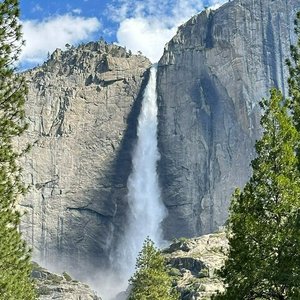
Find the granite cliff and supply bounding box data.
[157,0,300,238]
[19,0,300,283]
[19,41,151,275]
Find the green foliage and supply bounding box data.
[287,11,300,131]
[129,237,179,300]
[214,89,300,300]
[62,272,73,282]
[168,267,182,278]
[0,0,36,299]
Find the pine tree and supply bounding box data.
[0,0,36,298]
[286,11,300,131]
[129,238,179,300]
[214,89,300,300]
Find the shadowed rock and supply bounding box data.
[157,0,300,238]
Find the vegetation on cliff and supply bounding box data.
[0,0,36,298]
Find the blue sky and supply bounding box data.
[19,0,227,68]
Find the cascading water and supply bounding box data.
[110,64,167,298]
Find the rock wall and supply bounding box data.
[19,41,151,275]
[157,0,300,238]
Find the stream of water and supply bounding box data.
[110,64,167,298]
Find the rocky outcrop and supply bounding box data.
[32,263,101,300]
[164,232,228,299]
[157,0,300,238]
[19,41,151,275]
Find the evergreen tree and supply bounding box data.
[0,0,36,298]
[214,89,300,300]
[286,11,300,131]
[129,238,179,300]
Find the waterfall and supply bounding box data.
[110,64,167,298]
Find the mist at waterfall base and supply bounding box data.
[93,65,168,300]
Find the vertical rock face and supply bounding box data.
[19,41,151,275]
[157,0,300,238]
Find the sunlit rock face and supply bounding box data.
[32,262,101,300]
[19,41,151,275]
[157,0,300,238]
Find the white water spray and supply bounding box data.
[109,65,167,298]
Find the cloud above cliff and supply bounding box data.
[116,17,176,63]
[18,0,228,69]
[20,14,101,67]
[107,0,228,62]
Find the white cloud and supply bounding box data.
[108,0,228,63]
[20,14,101,66]
[72,8,82,14]
[117,17,176,62]
[209,0,226,10]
